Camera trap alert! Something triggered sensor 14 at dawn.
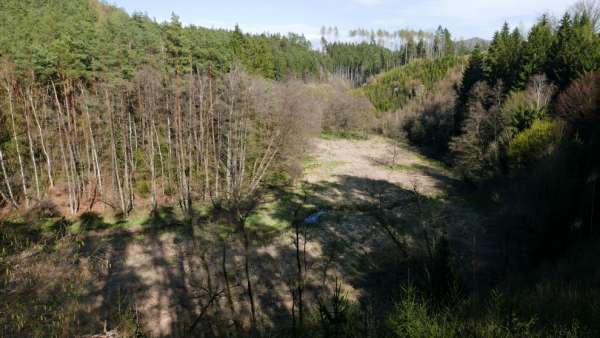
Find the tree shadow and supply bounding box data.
[79,211,110,231]
[71,174,495,337]
[244,174,500,327]
[410,163,464,192]
[142,206,183,229]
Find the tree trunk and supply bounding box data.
[0,149,17,208]
[29,90,54,188]
[222,238,242,334]
[7,84,29,207]
[242,225,258,333]
[24,107,41,199]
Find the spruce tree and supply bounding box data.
[549,13,600,88]
[518,15,555,87]
[455,44,485,130]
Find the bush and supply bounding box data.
[135,179,151,198]
[24,200,60,222]
[502,91,545,133]
[501,75,555,135]
[317,80,375,137]
[388,287,451,337]
[507,119,564,171]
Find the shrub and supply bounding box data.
[317,80,375,137]
[502,74,555,135]
[135,179,151,198]
[24,200,60,222]
[502,91,545,133]
[507,119,564,171]
[388,287,451,337]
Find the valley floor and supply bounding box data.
[5,135,497,337]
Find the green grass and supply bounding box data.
[321,130,369,141]
[303,155,322,170]
[246,200,291,233]
[303,155,346,171]
[413,152,451,171]
[385,163,417,172]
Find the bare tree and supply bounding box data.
[571,0,600,31]
[0,148,17,208]
[4,77,29,207]
[28,87,54,189]
[528,74,555,111]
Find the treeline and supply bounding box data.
[0,0,464,88]
[323,26,457,85]
[0,0,324,83]
[345,26,456,58]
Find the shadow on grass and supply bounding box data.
[142,206,182,229]
[79,212,110,231]
[4,172,494,337]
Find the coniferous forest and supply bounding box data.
[1,0,600,337]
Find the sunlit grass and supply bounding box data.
[320,130,369,141]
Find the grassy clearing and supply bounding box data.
[320,130,369,141]
[303,155,347,171]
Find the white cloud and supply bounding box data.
[370,0,573,38]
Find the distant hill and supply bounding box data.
[456,37,491,52]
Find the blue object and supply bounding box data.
[304,211,326,224]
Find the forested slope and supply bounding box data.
[371,5,600,337]
[0,0,323,81]
[361,56,464,112]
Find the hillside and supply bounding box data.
[360,56,465,112]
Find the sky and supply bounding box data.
[111,0,576,46]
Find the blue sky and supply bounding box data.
[111,0,576,45]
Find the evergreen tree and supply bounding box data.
[443,28,454,56]
[416,38,427,58]
[164,13,192,76]
[549,13,600,88]
[518,15,555,87]
[486,23,523,90]
[455,45,485,129]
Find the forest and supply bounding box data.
[1,0,599,337]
